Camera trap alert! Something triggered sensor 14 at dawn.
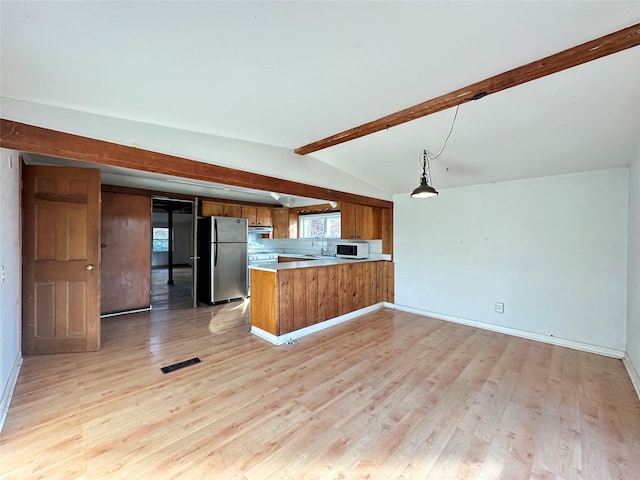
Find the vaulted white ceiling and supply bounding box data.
[1,1,639,200]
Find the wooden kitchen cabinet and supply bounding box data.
[201,201,224,217]
[340,203,382,240]
[241,206,257,225]
[223,204,242,218]
[201,201,242,218]
[340,204,357,239]
[272,208,291,238]
[256,207,272,226]
[242,206,271,226]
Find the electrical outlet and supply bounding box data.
[495,302,504,313]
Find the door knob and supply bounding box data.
[86,264,95,271]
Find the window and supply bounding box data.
[152,227,170,252]
[299,212,341,238]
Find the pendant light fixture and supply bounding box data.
[411,150,438,198]
[410,104,461,199]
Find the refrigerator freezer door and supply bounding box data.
[212,217,248,243]
[213,242,248,303]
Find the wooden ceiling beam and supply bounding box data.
[100,184,282,208]
[294,23,640,156]
[0,119,392,209]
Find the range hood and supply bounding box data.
[248,226,273,234]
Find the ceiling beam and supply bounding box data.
[100,184,283,208]
[294,23,640,156]
[0,119,392,209]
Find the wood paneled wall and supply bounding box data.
[250,269,278,334]
[251,261,394,337]
[101,191,151,314]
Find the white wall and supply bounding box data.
[626,156,640,393]
[394,169,628,355]
[0,148,22,431]
[152,213,193,267]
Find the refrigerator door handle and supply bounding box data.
[214,219,218,267]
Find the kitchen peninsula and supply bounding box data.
[250,258,394,344]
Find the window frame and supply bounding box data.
[152,227,170,252]
[298,212,341,239]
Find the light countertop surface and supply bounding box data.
[249,256,388,272]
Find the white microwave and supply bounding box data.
[336,242,369,259]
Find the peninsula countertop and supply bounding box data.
[249,256,389,272]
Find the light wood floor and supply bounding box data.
[151,267,194,310]
[1,297,639,479]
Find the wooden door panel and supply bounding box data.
[100,192,151,314]
[35,204,57,258]
[23,165,100,354]
[67,281,88,334]
[66,205,89,258]
[33,280,88,337]
[34,282,55,336]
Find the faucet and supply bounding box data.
[312,235,328,255]
[323,238,332,256]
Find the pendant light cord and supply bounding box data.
[414,103,461,191]
[430,104,460,161]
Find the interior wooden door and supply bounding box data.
[22,165,101,354]
[100,191,151,314]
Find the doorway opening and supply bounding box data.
[151,198,195,310]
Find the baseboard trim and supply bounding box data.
[0,352,22,433]
[393,304,625,359]
[250,326,279,344]
[623,355,640,400]
[251,303,385,346]
[100,306,152,318]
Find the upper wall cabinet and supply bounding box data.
[241,206,257,225]
[201,201,243,218]
[272,208,291,238]
[341,204,382,240]
[242,206,272,226]
[223,204,242,218]
[256,207,272,226]
[201,201,224,217]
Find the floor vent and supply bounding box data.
[161,357,201,374]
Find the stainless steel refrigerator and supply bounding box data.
[197,216,248,304]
